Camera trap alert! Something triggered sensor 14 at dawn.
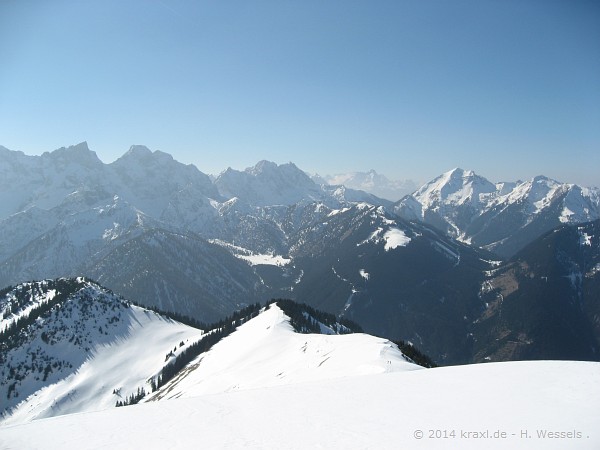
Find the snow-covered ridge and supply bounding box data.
[1,284,420,426]
[0,278,203,425]
[146,304,418,402]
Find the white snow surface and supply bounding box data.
[2,360,598,449]
[147,305,418,401]
[1,305,203,426]
[208,239,291,266]
[236,253,291,267]
[383,227,411,250]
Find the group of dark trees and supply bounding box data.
[117,302,263,407]
[393,340,437,368]
[0,279,87,353]
[269,299,363,334]
[115,387,146,407]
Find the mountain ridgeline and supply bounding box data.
[1,278,425,424]
[1,143,599,366]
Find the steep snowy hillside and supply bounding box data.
[0,278,202,425]
[395,169,600,257]
[2,361,599,449]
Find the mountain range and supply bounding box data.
[1,142,599,365]
[394,168,600,257]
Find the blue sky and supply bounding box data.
[1,0,599,186]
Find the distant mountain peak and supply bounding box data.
[246,159,279,174]
[42,142,102,167]
[246,160,305,179]
[127,144,153,156]
[415,168,496,208]
[117,145,174,164]
[319,170,417,202]
[396,168,600,257]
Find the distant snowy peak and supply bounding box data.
[41,142,103,169]
[114,145,174,166]
[215,161,324,206]
[414,167,497,209]
[395,168,600,257]
[499,175,563,206]
[318,170,418,202]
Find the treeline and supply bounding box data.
[393,340,437,368]
[117,302,263,407]
[269,299,363,334]
[126,301,208,330]
[115,387,146,407]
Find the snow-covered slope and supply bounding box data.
[147,304,417,401]
[0,278,202,425]
[2,360,598,449]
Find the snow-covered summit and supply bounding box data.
[215,160,323,206]
[3,361,599,449]
[414,167,497,209]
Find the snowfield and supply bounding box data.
[383,227,411,250]
[1,360,598,449]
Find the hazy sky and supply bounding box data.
[1,0,599,186]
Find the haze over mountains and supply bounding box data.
[0,142,599,366]
[314,170,418,202]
